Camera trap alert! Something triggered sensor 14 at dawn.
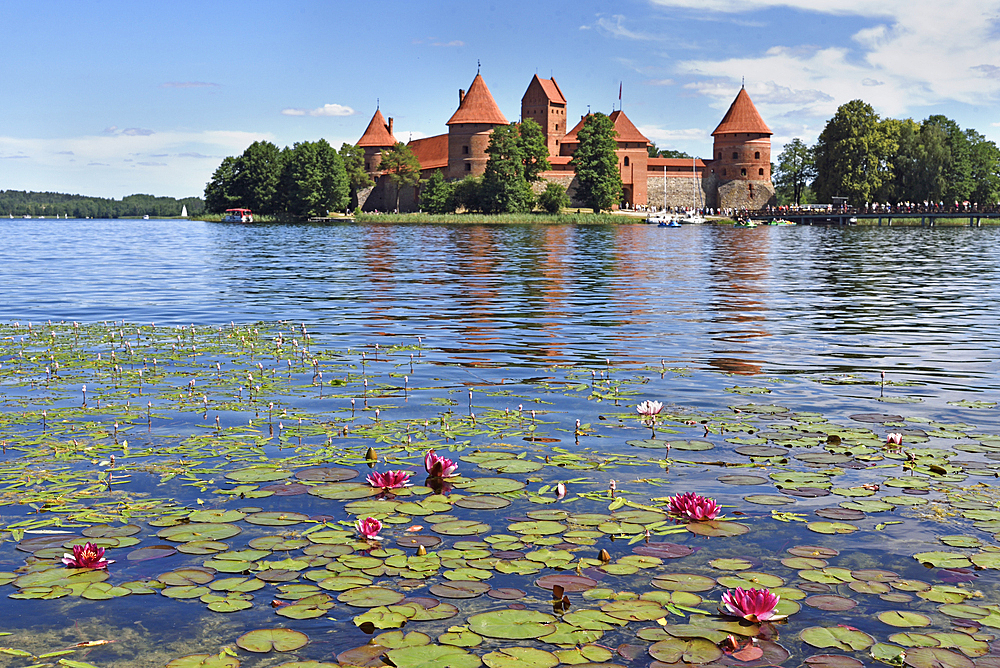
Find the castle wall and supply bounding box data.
[361,175,419,212]
[645,175,712,210]
[717,178,776,210]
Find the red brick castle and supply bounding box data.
[357,72,775,212]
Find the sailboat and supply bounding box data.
[181,205,188,218]
[678,156,707,224]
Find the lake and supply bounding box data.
[0,218,998,668]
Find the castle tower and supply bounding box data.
[356,108,397,173]
[520,74,567,157]
[710,87,775,209]
[446,73,508,179]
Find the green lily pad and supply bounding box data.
[686,521,749,537]
[902,648,974,668]
[717,474,768,485]
[648,637,723,664]
[385,645,482,668]
[245,511,310,526]
[800,626,874,651]
[744,494,794,505]
[166,654,240,668]
[456,478,525,494]
[453,495,511,510]
[651,573,716,592]
[227,467,293,483]
[467,610,557,640]
[431,520,490,536]
[913,552,972,568]
[236,628,308,653]
[482,647,558,668]
[157,523,241,543]
[879,611,931,627]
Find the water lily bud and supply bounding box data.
[599,549,611,563]
[416,545,427,556]
[366,447,378,461]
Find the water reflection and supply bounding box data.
[0,219,998,394]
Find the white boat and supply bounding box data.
[181,205,188,218]
[645,212,674,225]
[679,157,706,224]
[143,215,150,220]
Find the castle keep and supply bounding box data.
[358,73,776,212]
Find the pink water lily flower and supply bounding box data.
[62,542,114,569]
[366,470,412,490]
[424,450,458,478]
[636,400,664,418]
[886,433,903,446]
[356,516,383,540]
[667,491,720,521]
[721,587,783,622]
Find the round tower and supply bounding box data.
[446,73,509,180]
[710,87,775,210]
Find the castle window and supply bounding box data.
[722,169,726,176]
[755,151,760,159]
[759,168,764,176]
[741,168,747,176]
[463,146,469,155]
[465,163,471,172]
[732,152,738,160]
[624,156,630,166]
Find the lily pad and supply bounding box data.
[236,628,309,653]
[467,610,557,640]
[385,645,482,668]
[648,638,723,664]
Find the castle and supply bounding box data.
[356,72,776,212]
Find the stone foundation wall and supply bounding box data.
[717,179,776,211]
[645,176,712,210]
[361,176,419,212]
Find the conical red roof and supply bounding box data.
[712,88,772,136]
[357,108,397,147]
[447,74,508,126]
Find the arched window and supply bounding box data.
[741,168,747,176]
[624,156,630,166]
[759,168,764,176]
[755,151,760,159]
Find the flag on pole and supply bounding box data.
[619,82,622,103]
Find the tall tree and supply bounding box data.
[517,118,550,183]
[481,124,534,214]
[339,142,374,209]
[570,113,622,212]
[773,138,815,205]
[378,143,421,211]
[204,156,239,213]
[812,100,896,206]
[924,115,972,203]
[232,141,282,215]
[966,129,1000,204]
[887,119,949,203]
[420,170,454,214]
[315,139,350,214]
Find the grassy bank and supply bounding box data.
[354,211,625,224]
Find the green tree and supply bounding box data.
[315,139,350,214]
[647,142,692,159]
[232,141,282,215]
[924,115,972,202]
[886,119,949,203]
[420,169,454,214]
[966,129,1000,204]
[773,138,815,206]
[339,142,374,209]
[379,142,421,211]
[449,176,482,212]
[570,113,622,212]
[481,124,534,214]
[205,156,239,213]
[537,181,570,213]
[518,118,550,183]
[812,100,897,206]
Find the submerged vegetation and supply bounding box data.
[0,321,998,666]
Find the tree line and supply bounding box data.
[204,139,371,218]
[205,114,627,218]
[775,100,1000,207]
[0,191,204,218]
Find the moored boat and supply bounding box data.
[222,208,253,223]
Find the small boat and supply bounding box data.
[677,211,707,225]
[222,208,253,223]
[143,215,150,220]
[767,219,795,226]
[734,219,758,228]
[645,212,672,225]
[658,219,681,228]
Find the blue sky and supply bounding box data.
[3,0,1000,199]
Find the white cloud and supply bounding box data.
[638,125,710,143]
[595,14,660,41]
[654,0,1000,121]
[281,103,355,117]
